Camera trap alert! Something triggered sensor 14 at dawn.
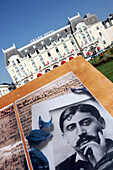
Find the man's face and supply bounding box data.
[63,110,104,154]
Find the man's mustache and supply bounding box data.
[76,134,99,148]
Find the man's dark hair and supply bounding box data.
[59,104,101,133]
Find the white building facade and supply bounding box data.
[3,12,111,88]
[0,84,10,97]
[102,14,113,44]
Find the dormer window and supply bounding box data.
[8,60,10,65]
[57,33,60,38]
[106,22,110,27]
[59,37,64,42]
[12,61,16,66]
[41,41,44,45]
[44,45,48,50]
[28,53,31,58]
[16,59,20,63]
[36,49,39,54]
[96,26,99,30]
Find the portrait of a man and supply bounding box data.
[32,89,113,170]
[56,104,113,170]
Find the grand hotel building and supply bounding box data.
[3,12,111,88]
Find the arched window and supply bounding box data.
[53,65,58,69]
[45,69,51,73]
[24,80,29,84]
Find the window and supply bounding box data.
[71,40,75,45]
[39,55,43,61]
[15,67,19,73]
[99,32,102,37]
[22,71,27,76]
[19,65,24,71]
[42,60,46,66]
[18,73,22,78]
[48,52,51,56]
[28,54,31,58]
[59,37,64,42]
[52,41,56,46]
[84,39,88,45]
[67,33,72,38]
[73,45,78,50]
[86,32,90,37]
[81,34,85,39]
[56,48,59,53]
[31,59,35,65]
[3,90,5,94]
[90,31,92,34]
[12,61,16,66]
[0,91,2,97]
[39,55,46,66]
[96,26,99,30]
[36,49,39,54]
[58,52,62,58]
[66,48,70,54]
[103,40,106,44]
[24,80,29,84]
[78,28,82,32]
[13,76,18,81]
[34,66,38,71]
[83,26,86,31]
[106,22,110,27]
[45,69,51,73]
[16,59,20,63]
[92,36,95,40]
[88,37,92,42]
[53,65,58,69]
[63,43,67,48]
[44,45,48,50]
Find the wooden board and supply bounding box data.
[0,55,113,117]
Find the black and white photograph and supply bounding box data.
[32,85,113,170]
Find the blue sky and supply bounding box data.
[0,0,113,84]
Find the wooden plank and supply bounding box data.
[14,102,33,170]
[0,55,113,117]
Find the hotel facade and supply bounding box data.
[3,12,111,88]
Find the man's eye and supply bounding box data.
[66,124,76,131]
[82,119,91,126]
